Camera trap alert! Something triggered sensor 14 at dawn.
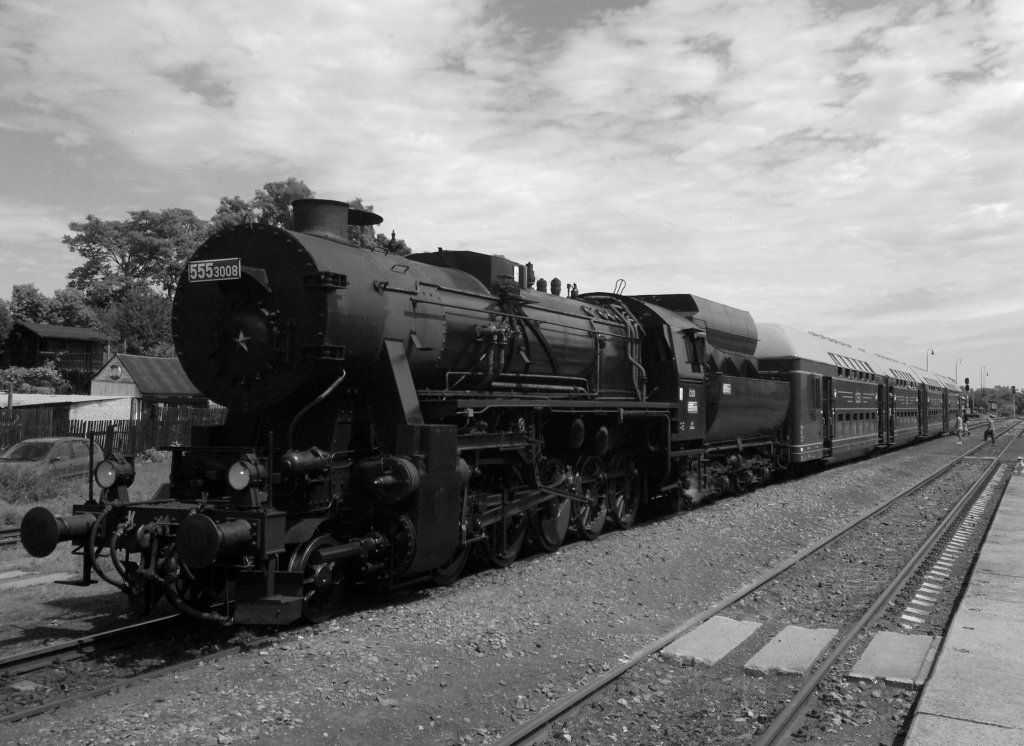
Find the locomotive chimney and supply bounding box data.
[292,199,383,244]
[292,199,350,242]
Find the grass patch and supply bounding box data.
[0,460,171,527]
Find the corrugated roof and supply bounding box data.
[16,321,111,342]
[0,394,128,409]
[113,354,203,397]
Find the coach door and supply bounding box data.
[942,389,951,432]
[822,377,834,457]
[878,383,892,446]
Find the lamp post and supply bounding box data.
[925,348,934,371]
[955,358,964,388]
[979,366,988,411]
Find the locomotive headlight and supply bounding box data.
[227,458,266,491]
[227,461,254,490]
[94,455,135,489]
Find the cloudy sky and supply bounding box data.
[1,0,1021,388]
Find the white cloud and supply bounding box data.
[0,0,1021,383]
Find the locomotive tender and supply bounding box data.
[20,199,964,625]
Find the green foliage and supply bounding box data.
[0,362,72,393]
[10,284,99,328]
[975,385,1022,417]
[10,284,50,322]
[374,230,412,256]
[98,285,173,356]
[0,297,12,346]
[211,177,314,231]
[64,207,210,306]
[47,288,100,327]
[347,197,411,254]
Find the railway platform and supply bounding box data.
[903,440,1024,745]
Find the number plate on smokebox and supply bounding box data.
[188,258,241,282]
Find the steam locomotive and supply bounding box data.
[19,199,964,625]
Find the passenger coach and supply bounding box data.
[755,325,963,467]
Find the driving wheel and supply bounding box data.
[288,535,346,623]
[608,451,641,530]
[572,456,608,541]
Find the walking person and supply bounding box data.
[984,413,997,444]
[955,413,963,445]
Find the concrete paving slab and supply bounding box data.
[906,714,1024,746]
[743,625,836,677]
[912,648,1024,731]
[662,615,761,667]
[848,631,941,688]
[975,540,1024,577]
[959,571,1024,604]
[942,593,1024,658]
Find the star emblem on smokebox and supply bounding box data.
[234,330,251,352]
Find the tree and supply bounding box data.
[210,195,252,232]
[99,286,173,356]
[9,284,49,323]
[373,229,412,256]
[64,208,210,306]
[346,197,412,255]
[132,208,210,297]
[211,178,314,231]
[45,288,100,328]
[253,178,315,229]
[0,298,12,351]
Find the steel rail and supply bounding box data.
[754,436,1015,746]
[0,636,266,724]
[0,613,181,678]
[492,425,1017,746]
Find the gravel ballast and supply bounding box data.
[0,435,989,746]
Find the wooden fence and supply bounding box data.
[0,405,227,455]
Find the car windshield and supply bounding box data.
[1,441,53,461]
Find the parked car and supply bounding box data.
[0,437,104,481]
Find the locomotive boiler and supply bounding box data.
[21,199,793,625]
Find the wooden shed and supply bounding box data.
[91,354,207,418]
[3,321,111,391]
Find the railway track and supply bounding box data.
[0,610,271,724]
[0,419,1011,740]
[494,421,1021,746]
[0,614,181,723]
[0,526,20,546]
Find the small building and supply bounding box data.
[3,321,112,391]
[91,354,207,418]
